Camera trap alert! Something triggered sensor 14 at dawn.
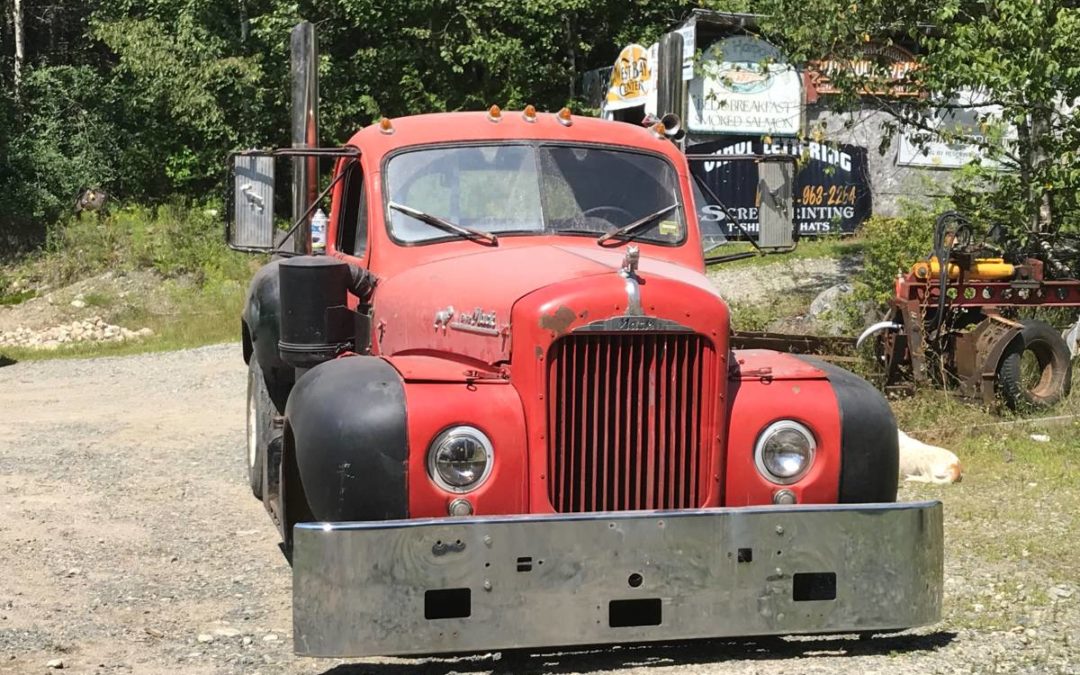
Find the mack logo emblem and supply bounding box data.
[575,316,694,333]
[450,308,500,336]
[613,316,661,331]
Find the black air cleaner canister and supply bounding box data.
[278,255,354,369]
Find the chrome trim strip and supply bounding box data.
[622,273,643,315]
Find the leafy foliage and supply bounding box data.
[758,0,1080,236]
[857,211,936,303]
[0,0,697,245]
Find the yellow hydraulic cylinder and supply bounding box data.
[911,257,1015,281]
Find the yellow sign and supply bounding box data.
[606,44,653,110]
[658,220,680,237]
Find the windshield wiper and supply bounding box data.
[388,201,498,245]
[596,203,679,245]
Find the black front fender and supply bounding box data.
[796,356,899,503]
[285,356,408,522]
[243,259,289,373]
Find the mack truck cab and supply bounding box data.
[227,24,942,660]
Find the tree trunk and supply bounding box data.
[1016,118,1040,233]
[1031,111,1053,233]
[11,0,24,93]
[565,14,576,101]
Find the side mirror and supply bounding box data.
[756,159,796,251]
[229,153,276,251]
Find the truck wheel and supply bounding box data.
[997,319,1073,410]
[247,358,275,499]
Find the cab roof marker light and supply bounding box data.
[378,117,394,135]
[488,105,502,122]
[556,107,573,127]
[650,122,667,139]
[522,104,537,123]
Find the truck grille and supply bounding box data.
[546,332,716,513]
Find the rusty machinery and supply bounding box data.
[866,212,1079,410]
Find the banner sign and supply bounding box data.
[897,134,992,169]
[687,36,802,136]
[605,44,656,111]
[689,137,873,236]
[810,43,920,99]
[896,90,1005,169]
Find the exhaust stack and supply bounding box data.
[656,31,685,145]
[290,21,319,254]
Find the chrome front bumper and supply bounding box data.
[292,501,943,657]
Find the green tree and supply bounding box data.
[756,0,1080,236]
[1,0,701,242]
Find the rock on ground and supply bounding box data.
[0,316,153,349]
[707,255,864,307]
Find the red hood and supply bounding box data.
[373,243,723,366]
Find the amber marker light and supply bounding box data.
[650,122,667,139]
[378,117,394,135]
[522,104,537,122]
[488,104,503,122]
[556,106,573,126]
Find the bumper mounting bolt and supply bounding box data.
[775,525,784,535]
[483,580,492,592]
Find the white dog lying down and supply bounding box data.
[897,430,963,484]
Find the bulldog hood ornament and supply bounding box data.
[621,246,640,278]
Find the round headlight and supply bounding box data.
[427,426,493,492]
[755,420,816,484]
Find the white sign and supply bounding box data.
[687,36,803,136]
[897,91,1004,169]
[897,136,993,169]
[675,24,695,81]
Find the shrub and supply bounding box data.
[856,210,938,304]
[42,202,255,288]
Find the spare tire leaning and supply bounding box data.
[996,319,1073,410]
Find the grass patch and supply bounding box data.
[39,203,254,286]
[894,372,1080,634]
[0,288,35,305]
[706,235,864,270]
[81,290,113,307]
[2,280,248,361]
[0,202,261,361]
[728,293,813,332]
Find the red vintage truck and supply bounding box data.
[227,22,942,659]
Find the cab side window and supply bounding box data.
[337,162,368,257]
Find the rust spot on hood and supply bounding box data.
[539,306,576,336]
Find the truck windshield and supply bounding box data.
[385,144,684,245]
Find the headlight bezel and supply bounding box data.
[426,424,494,493]
[754,419,817,485]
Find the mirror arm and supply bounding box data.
[226,147,361,253]
[274,159,355,254]
[704,251,757,265]
[690,172,766,255]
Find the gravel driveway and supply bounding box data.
[0,345,1075,674]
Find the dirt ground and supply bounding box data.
[1,344,1077,674]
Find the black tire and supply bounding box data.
[246,358,275,499]
[997,319,1073,410]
